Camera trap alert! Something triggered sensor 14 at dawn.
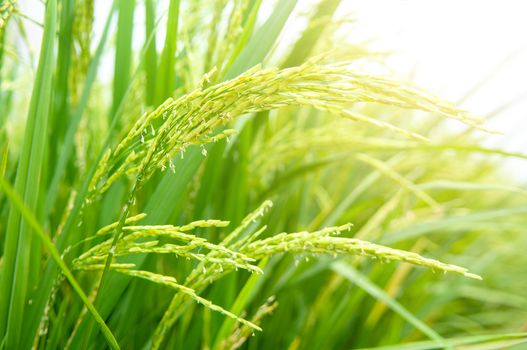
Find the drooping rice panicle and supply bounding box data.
[243,228,481,279]
[112,269,262,332]
[88,61,482,198]
[150,201,481,349]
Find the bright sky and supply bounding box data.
[339,1,527,177]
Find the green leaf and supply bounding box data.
[144,0,158,106]
[155,0,180,104]
[0,177,120,350]
[224,0,298,79]
[0,0,57,347]
[331,261,447,346]
[112,0,136,117]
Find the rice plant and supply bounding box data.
[0,1,526,349]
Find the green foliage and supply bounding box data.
[0,1,526,349]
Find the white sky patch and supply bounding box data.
[337,0,527,178]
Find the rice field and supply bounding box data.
[0,1,526,349]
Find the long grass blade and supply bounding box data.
[331,261,447,346]
[0,1,57,346]
[0,177,120,350]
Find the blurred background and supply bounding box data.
[18,0,527,176]
[4,1,527,349]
